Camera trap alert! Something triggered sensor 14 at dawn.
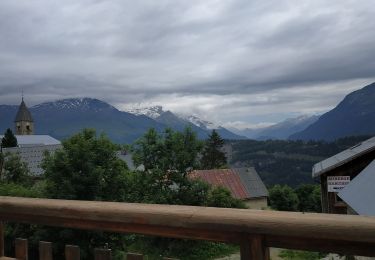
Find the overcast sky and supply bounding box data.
[0,0,374,129]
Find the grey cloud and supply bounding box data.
[0,0,374,125]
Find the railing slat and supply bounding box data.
[94,248,111,260]
[240,235,269,260]
[126,253,143,260]
[0,222,4,257]
[15,238,28,260]
[65,245,80,260]
[39,241,52,260]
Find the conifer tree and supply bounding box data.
[200,130,227,169]
[1,128,18,148]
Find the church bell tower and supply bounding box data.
[14,97,34,135]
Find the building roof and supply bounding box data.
[312,136,375,178]
[235,168,269,198]
[14,100,33,122]
[190,168,268,200]
[0,135,61,147]
[338,160,375,216]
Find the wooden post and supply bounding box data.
[65,245,80,260]
[94,248,111,260]
[39,241,53,260]
[126,253,144,260]
[15,238,28,260]
[0,221,4,257]
[240,235,269,260]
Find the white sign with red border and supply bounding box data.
[327,176,350,192]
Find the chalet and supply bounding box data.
[190,168,268,209]
[313,136,375,215]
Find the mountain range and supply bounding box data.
[126,106,321,141]
[125,106,244,140]
[1,82,374,143]
[0,98,244,143]
[231,115,320,140]
[290,82,375,141]
[232,82,375,141]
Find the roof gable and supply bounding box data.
[236,168,269,198]
[338,160,375,216]
[190,168,268,199]
[313,136,375,178]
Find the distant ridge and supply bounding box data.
[124,105,246,140]
[231,115,319,140]
[0,98,244,143]
[290,82,375,141]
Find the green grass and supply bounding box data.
[279,249,325,260]
[124,236,238,260]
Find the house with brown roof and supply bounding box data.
[190,168,268,209]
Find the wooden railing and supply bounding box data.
[1,196,375,259]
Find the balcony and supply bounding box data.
[0,196,375,259]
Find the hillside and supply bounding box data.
[230,135,371,187]
[291,82,375,141]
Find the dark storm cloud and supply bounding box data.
[0,0,374,125]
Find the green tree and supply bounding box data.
[0,182,43,197]
[295,184,322,213]
[206,186,246,208]
[132,128,163,172]
[43,129,129,201]
[200,130,227,169]
[161,127,202,176]
[1,152,30,185]
[131,128,247,209]
[0,152,3,180]
[130,128,246,259]
[133,127,202,176]
[1,128,18,148]
[41,129,131,259]
[131,128,204,205]
[269,185,299,211]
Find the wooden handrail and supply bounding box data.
[0,196,375,258]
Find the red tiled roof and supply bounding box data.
[190,169,249,199]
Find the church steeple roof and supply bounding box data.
[14,98,33,122]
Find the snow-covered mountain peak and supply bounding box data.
[32,98,116,112]
[124,105,222,130]
[124,105,164,119]
[179,114,220,130]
